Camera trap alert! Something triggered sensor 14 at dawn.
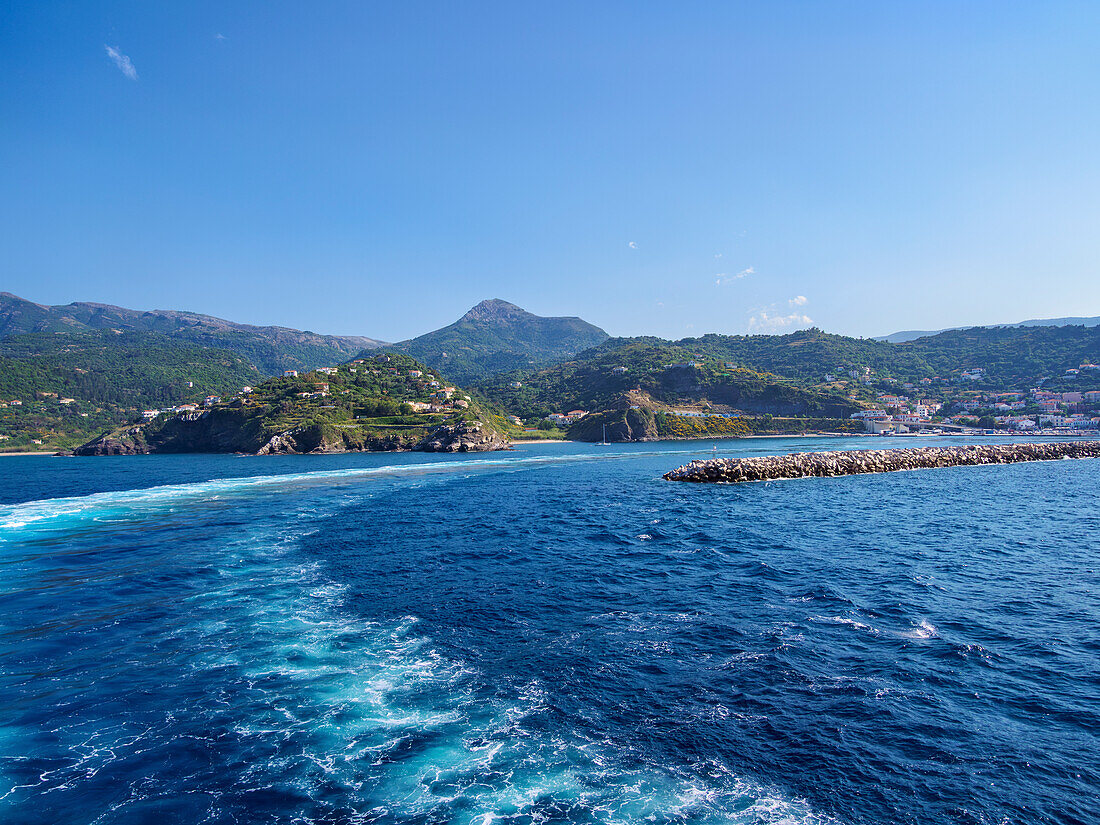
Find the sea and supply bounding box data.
[0,435,1097,825]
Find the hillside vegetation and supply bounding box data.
[74,353,513,455]
[0,331,260,450]
[477,339,858,422]
[0,331,259,406]
[679,325,1100,387]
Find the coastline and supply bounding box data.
[2,431,1076,457]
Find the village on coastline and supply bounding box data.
[2,293,1099,452]
[843,364,1100,436]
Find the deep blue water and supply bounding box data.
[1,436,1098,825]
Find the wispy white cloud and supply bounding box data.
[628,241,637,249]
[747,310,814,333]
[715,266,753,285]
[214,33,227,41]
[104,45,138,80]
[789,295,808,306]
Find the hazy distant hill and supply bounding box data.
[0,292,385,374]
[877,316,1100,344]
[386,299,609,384]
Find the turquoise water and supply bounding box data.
[0,436,1097,824]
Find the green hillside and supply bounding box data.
[74,353,512,455]
[679,325,1100,388]
[0,330,260,451]
[386,299,609,384]
[477,339,858,422]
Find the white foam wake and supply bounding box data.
[0,445,734,536]
[0,496,838,823]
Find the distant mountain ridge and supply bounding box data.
[386,298,609,384]
[0,292,386,374]
[876,316,1100,344]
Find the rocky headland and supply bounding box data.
[663,441,1100,483]
[73,414,509,456]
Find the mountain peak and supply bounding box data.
[393,300,609,383]
[460,299,530,323]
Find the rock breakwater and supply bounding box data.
[663,441,1100,483]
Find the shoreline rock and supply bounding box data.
[73,418,511,456]
[663,441,1100,483]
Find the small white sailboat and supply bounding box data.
[597,424,611,446]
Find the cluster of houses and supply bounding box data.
[669,407,742,419]
[546,409,589,426]
[946,387,1100,431]
[873,394,942,418]
[851,394,945,428]
[850,382,1100,433]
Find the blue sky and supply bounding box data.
[3,2,1099,342]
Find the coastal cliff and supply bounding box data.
[664,441,1100,483]
[74,414,509,456]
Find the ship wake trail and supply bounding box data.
[0,446,717,535]
[0,492,832,824]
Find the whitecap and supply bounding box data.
[901,619,938,640]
